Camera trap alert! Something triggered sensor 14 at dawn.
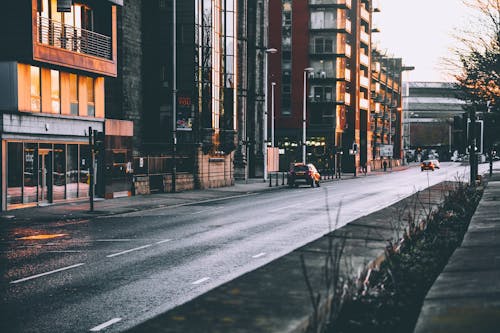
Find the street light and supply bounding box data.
[263,48,278,181]
[271,82,276,147]
[172,0,177,193]
[303,67,314,164]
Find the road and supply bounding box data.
[0,162,494,332]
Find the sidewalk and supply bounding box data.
[0,173,358,223]
[413,168,500,333]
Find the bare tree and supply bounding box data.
[448,0,500,112]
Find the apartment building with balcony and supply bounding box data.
[0,0,127,211]
[370,50,404,168]
[268,0,375,174]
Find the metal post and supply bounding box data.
[264,48,277,180]
[469,107,477,185]
[302,71,307,164]
[271,82,276,147]
[88,126,94,212]
[172,0,177,193]
[302,68,313,164]
[264,52,269,181]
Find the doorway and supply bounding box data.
[37,148,53,204]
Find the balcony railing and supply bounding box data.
[360,75,370,88]
[37,15,112,60]
[360,31,370,45]
[360,6,370,22]
[360,98,369,110]
[309,0,351,8]
[360,53,370,67]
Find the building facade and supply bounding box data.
[406,82,466,160]
[267,0,382,174]
[0,0,126,211]
[113,0,238,192]
[370,51,404,169]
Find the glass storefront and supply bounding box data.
[6,141,91,207]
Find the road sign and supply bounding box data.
[380,144,393,157]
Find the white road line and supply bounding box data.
[270,199,317,213]
[106,244,152,258]
[156,239,172,244]
[188,207,224,215]
[89,318,122,332]
[47,250,82,253]
[192,277,210,285]
[252,252,266,259]
[10,263,85,284]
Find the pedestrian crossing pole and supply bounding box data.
[89,126,94,211]
[469,107,477,185]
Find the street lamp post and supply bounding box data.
[172,0,177,193]
[271,82,276,147]
[303,67,314,164]
[263,48,278,181]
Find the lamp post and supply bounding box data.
[303,67,314,164]
[263,48,278,181]
[171,0,177,193]
[271,82,276,147]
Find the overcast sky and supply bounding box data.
[372,0,472,82]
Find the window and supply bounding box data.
[51,70,60,113]
[7,142,23,205]
[87,77,95,116]
[70,73,79,115]
[30,66,41,112]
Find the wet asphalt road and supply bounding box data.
[0,162,492,332]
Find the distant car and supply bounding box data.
[430,159,440,169]
[421,159,439,171]
[287,163,321,187]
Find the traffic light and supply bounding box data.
[93,130,105,155]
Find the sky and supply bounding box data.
[372,0,473,82]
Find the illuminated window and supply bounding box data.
[70,73,79,115]
[30,66,41,112]
[87,77,95,116]
[51,70,60,113]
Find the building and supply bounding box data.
[0,0,128,211]
[267,0,381,174]
[406,82,466,160]
[370,51,405,169]
[234,1,269,180]
[112,0,238,193]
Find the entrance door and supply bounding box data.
[38,149,53,204]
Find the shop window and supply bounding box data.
[7,142,23,205]
[31,66,41,112]
[53,144,66,201]
[79,144,90,198]
[23,143,38,204]
[66,144,79,199]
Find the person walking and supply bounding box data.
[383,160,387,172]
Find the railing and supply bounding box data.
[360,98,370,110]
[360,75,370,88]
[309,0,351,8]
[360,53,370,67]
[37,15,112,60]
[360,30,370,45]
[360,6,370,22]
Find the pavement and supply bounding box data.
[413,168,500,333]
[2,164,498,332]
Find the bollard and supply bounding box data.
[276,173,279,186]
[282,172,285,185]
[269,173,272,187]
